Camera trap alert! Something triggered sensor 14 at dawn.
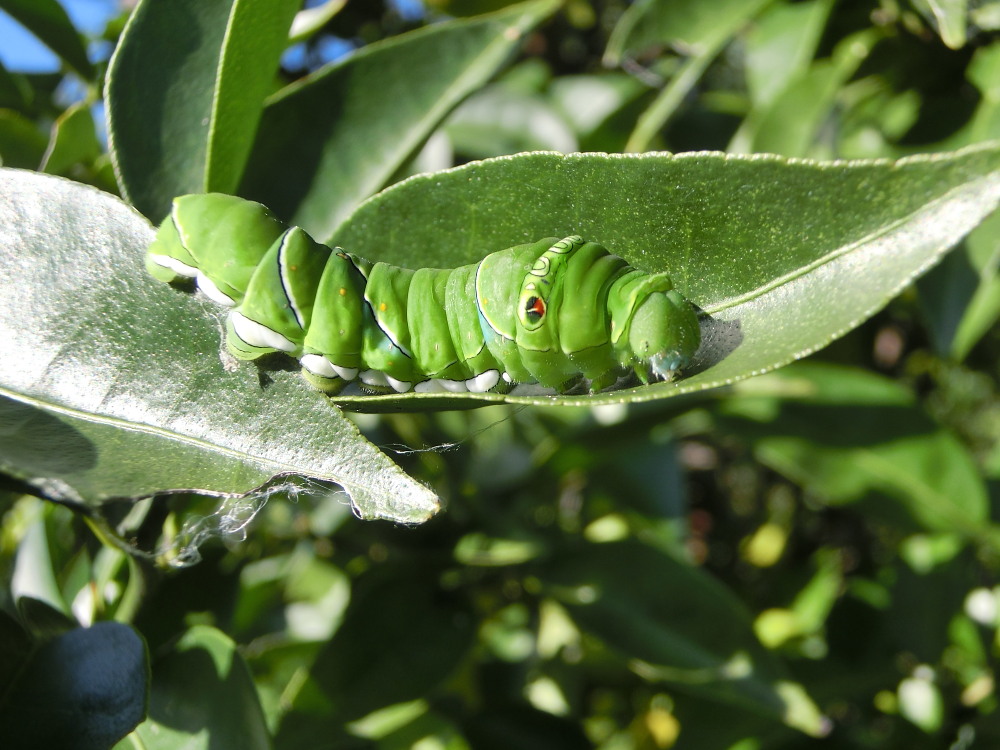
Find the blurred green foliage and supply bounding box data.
[2,0,1000,748]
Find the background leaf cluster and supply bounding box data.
[1,0,1000,749]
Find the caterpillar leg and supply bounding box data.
[411,369,511,394]
[299,354,357,394]
[586,368,625,393]
[302,366,514,396]
[554,374,590,395]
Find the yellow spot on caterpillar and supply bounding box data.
[339,287,347,296]
[290,264,298,271]
[380,302,387,312]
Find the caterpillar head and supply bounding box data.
[611,273,700,384]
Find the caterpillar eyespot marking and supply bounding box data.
[147,193,701,397]
[524,296,545,323]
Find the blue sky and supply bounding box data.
[0,0,118,72]
[0,0,426,73]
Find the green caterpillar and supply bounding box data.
[146,194,700,396]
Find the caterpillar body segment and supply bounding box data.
[147,194,701,397]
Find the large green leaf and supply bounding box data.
[914,44,1000,360]
[239,0,560,242]
[910,0,969,49]
[741,0,836,109]
[275,566,476,746]
[327,143,1000,410]
[0,108,48,167]
[0,169,438,523]
[132,625,268,750]
[443,85,578,158]
[539,540,827,735]
[287,0,346,44]
[460,705,594,749]
[10,506,77,637]
[603,0,776,152]
[716,363,993,543]
[730,27,878,158]
[106,0,301,221]
[40,101,103,176]
[917,209,1000,360]
[0,58,31,112]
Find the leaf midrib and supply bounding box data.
[0,386,303,475]
[700,176,982,315]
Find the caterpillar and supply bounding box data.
[146,194,700,396]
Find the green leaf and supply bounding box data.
[547,73,647,145]
[0,0,94,79]
[949,226,1000,361]
[0,58,32,111]
[971,1,1000,30]
[604,0,775,152]
[0,169,438,523]
[0,622,148,750]
[910,0,969,49]
[444,86,578,158]
[732,23,878,157]
[921,45,1000,359]
[426,0,528,15]
[0,109,48,168]
[741,0,836,108]
[239,0,560,242]
[717,363,992,541]
[276,567,476,744]
[346,700,466,747]
[40,100,102,175]
[539,539,827,736]
[754,549,844,648]
[106,0,301,221]
[915,218,990,359]
[133,625,268,750]
[311,568,475,720]
[288,0,346,44]
[605,0,771,65]
[758,31,876,157]
[10,504,77,636]
[460,704,593,749]
[327,144,1000,410]
[966,42,1000,145]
